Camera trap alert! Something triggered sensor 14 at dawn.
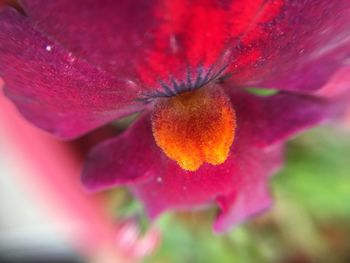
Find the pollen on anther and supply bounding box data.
[151,85,236,171]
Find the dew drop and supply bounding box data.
[45,45,52,51]
[169,35,179,53]
[67,52,76,63]
[126,80,138,91]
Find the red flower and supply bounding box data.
[0,0,349,232]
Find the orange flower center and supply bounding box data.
[151,85,236,171]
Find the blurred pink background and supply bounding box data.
[0,77,160,262]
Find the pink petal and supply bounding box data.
[316,65,350,98]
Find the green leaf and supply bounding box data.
[245,87,279,96]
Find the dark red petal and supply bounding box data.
[227,89,332,148]
[214,145,283,233]
[132,140,283,221]
[21,1,349,94]
[0,8,144,139]
[133,0,350,93]
[82,89,331,229]
[215,186,272,232]
[82,112,239,201]
[2,1,349,140]
[81,113,159,191]
[227,1,350,93]
[20,0,158,77]
[83,111,277,218]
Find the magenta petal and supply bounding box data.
[316,65,350,99]
[19,1,350,96]
[20,0,157,76]
[81,113,159,191]
[215,186,272,233]
[2,1,349,140]
[82,112,241,206]
[82,111,255,216]
[0,8,144,139]
[82,89,334,228]
[82,107,285,221]
[229,1,350,93]
[133,143,283,221]
[132,157,240,219]
[213,145,283,233]
[228,90,331,147]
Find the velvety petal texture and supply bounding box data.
[0,7,145,138]
[1,0,350,232]
[82,89,336,231]
[226,1,350,92]
[82,114,160,190]
[1,1,350,138]
[135,0,350,94]
[20,0,158,77]
[214,144,283,232]
[226,90,332,147]
[84,110,268,228]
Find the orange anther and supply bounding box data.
[151,85,236,171]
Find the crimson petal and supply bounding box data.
[2,1,350,139]
[20,0,158,77]
[132,138,283,221]
[83,112,253,216]
[214,144,283,233]
[81,114,159,191]
[82,90,331,229]
[0,8,144,138]
[20,0,350,94]
[112,0,350,94]
[227,1,350,93]
[227,89,332,147]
